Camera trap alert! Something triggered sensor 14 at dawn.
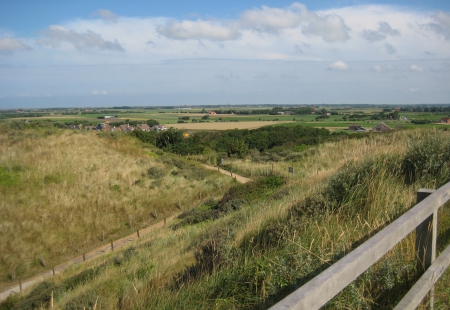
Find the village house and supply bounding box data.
[151,124,167,131]
[441,117,450,124]
[67,124,83,130]
[137,123,150,131]
[119,124,134,132]
[372,123,391,132]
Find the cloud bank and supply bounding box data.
[0,38,31,54]
[37,25,124,51]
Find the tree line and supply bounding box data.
[130,125,331,157]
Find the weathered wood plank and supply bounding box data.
[394,243,450,310]
[270,182,450,310]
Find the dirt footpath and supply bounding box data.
[202,164,252,183]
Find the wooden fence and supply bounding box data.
[270,182,450,309]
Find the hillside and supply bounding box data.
[0,123,234,292]
[1,125,450,309]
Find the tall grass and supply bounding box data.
[3,128,450,309]
[0,126,233,290]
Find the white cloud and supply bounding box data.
[303,12,349,42]
[156,3,350,43]
[92,9,119,23]
[409,88,420,92]
[361,21,400,42]
[328,61,349,71]
[92,90,107,95]
[157,20,240,41]
[239,3,350,42]
[425,11,450,40]
[0,38,31,54]
[239,3,306,33]
[37,25,124,51]
[410,64,424,72]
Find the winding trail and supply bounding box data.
[0,165,251,301]
[202,164,252,183]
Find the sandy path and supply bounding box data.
[0,165,251,301]
[202,164,252,183]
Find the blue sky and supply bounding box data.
[1,1,449,108]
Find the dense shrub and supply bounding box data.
[12,281,60,310]
[401,131,450,186]
[146,166,165,179]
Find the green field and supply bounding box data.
[2,106,449,131]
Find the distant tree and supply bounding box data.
[146,119,160,127]
[156,128,184,149]
[202,115,210,120]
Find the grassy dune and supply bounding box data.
[2,127,450,309]
[0,126,233,290]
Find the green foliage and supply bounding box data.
[0,166,19,188]
[293,144,309,152]
[64,291,100,310]
[145,119,159,127]
[62,266,104,290]
[222,176,285,203]
[12,281,61,310]
[129,129,156,145]
[156,128,184,149]
[155,125,330,156]
[401,131,450,186]
[146,166,165,179]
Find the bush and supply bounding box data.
[12,281,60,310]
[147,167,165,179]
[401,132,450,186]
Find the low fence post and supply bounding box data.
[415,188,436,309]
[415,189,436,269]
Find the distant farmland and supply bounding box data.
[169,121,294,130]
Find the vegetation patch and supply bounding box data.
[0,166,19,188]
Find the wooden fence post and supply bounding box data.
[19,280,22,292]
[137,229,140,238]
[415,188,436,309]
[415,189,436,269]
[52,267,55,276]
[111,240,114,251]
[83,253,86,262]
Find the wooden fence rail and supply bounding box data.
[270,182,450,310]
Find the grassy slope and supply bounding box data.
[0,126,234,291]
[2,128,450,309]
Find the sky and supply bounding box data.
[0,0,450,108]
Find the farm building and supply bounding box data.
[349,124,362,131]
[372,123,391,132]
[441,117,450,124]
